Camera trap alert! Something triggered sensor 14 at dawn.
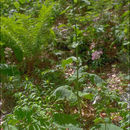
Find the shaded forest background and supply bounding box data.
[0,0,129,129]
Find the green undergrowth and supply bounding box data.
[0,0,129,130]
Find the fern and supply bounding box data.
[0,26,23,62]
[0,1,56,60]
[0,64,20,81]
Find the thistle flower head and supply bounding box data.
[92,50,103,60]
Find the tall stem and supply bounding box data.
[71,0,81,116]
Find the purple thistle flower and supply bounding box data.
[92,50,103,60]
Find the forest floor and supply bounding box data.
[97,63,129,94]
[0,62,129,126]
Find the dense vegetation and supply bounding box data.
[0,0,129,129]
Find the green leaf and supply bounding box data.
[53,113,81,129]
[12,46,23,62]
[94,117,103,124]
[52,85,77,102]
[60,6,71,15]
[14,106,33,122]
[124,75,130,80]
[88,73,106,87]
[19,0,26,4]
[61,56,77,68]
[71,42,80,48]
[14,2,20,9]
[69,128,83,130]
[82,0,90,5]
[0,41,5,46]
[62,58,72,68]
[0,64,20,76]
[79,92,94,100]
[123,41,130,46]
[122,10,129,17]
[58,24,66,28]
[99,123,123,130]
[14,108,25,120]
[74,0,78,3]
[3,125,18,130]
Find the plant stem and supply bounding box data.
[71,0,81,116]
[105,122,107,130]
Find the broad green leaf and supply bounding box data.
[52,85,77,102]
[88,73,106,87]
[53,113,81,129]
[99,123,123,130]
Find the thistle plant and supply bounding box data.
[71,0,81,116]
